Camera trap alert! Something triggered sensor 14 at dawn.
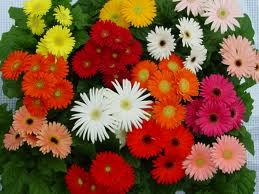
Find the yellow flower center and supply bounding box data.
[13,61,21,69]
[34,99,41,105]
[120,99,132,111]
[167,62,179,72]
[78,178,83,185]
[179,79,190,93]
[196,158,205,167]
[31,64,40,72]
[133,5,143,15]
[84,61,91,68]
[54,89,62,97]
[138,69,149,82]
[33,3,41,11]
[90,109,102,120]
[163,105,175,118]
[114,74,119,79]
[54,36,64,46]
[50,64,57,72]
[159,80,171,93]
[223,150,233,159]
[35,81,44,89]
[110,14,120,22]
[105,165,111,173]
[217,8,229,19]
[90,184,96,191]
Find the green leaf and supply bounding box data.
[130,27,150,42]
[122,151,141,169]
[76,76,102,93]
[72,5,90,30]
[9,7,27,29]
[29,177,52,194]
[233,14,255,42]
[238,91,254,122]
[237,78,257,93]
[2,77,23,98]
[38,157,67,174]
[73,30,89,49]
[0,104,13,146]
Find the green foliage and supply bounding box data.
[9,7,27,29]
[239,91,254,122]
[76,75,102,94]
[2,76,23,99]
[72,5,91,30]
[73,30,90,49]
[0,104,13,147]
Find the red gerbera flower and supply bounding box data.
[23,95,49,117]
[90,152,134,193]
[65,164,89,194]
[163,125,194,159]
[1,50,29,80]
[126,119,164,159]
[24,54,48,73]
[102,67,130,88]
[45,54,69,79]
[102,47,125,66]
[48,79,74,109]
[151,154,185,184]
[110,26,133,50]
[90,21,117,47]
[85,174,107,194]
[72,49,99,78]
[120,40,142,65]
[84,40,104,59]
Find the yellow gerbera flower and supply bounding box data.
[36,38,49,57]
[54,5,73,27]
[100,0,130,28]
[121,0,157,28]
[43,25,75,57]
[27,15,46,35]
[24,0,52,16]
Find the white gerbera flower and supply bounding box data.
[173,0,207,16]
[115,128,127,149]
[71,88,118,143]
[105,79,153,132]
[147,26,176,61]
[184,44,207,73]
[176,17,203,47]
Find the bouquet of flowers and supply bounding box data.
[0,0,258,193]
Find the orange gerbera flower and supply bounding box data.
[153,98,185,130]
[23,95,49,117]
[159,53,184,73]
[131,60,158,88]
[175,69,199,101]
[1,50,29,80]
[24,54,48,73]
[48,79,74,109]
[22,72,57,99]
[148,70,178,101]
[45,54,69,79]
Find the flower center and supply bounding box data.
[235,59,242,67]
[105,165,111,173]
[160,40,166,47]
[78,178,83,185]
[34,99,41,105]
[217,8,229,19]
[133,5,143,15]
[54,89,62,97]
[191,57,196,63]
[54,36,64,46]
[35,80,44,89]
[125,48,131,54]
[142,135,153,144]
[120,99,132,111]
[114,74,119,79]
[111,14,120,22]
[96,48,102,54]
[184,31,191,38]
[15,133,20,139]
[26,118,34,125]
[167,62,179,72]
[50,64,57,72]
[50,137,59,144]
[256,64,259,71]
[223,150,233,159]
[115,37,122,43]
[164,161,174,169]
[101,30,109,38]
[212,88,221,96]
[90,184,96,191]
[138,69,149,82]
[33,3,41,11]
[159,80,171,93]
[230,109,236,118]
[112,52,119,59]
[13,61,21,69]
[179,78,190,93]
[209,113,218,123]
[84,61,91,68]
[163,105,175,118]
[31,64,40,72]
[171,138,179,146]
[90,109,102,120]
[196,158,205,167]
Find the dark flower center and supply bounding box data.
[171,138,179,146]
[164,161,174,169]
[191,57,196,63]
[185,31,190,38]
[142,135,153,144]
[209,114,218,123]
[26,118,34,125]
[256,65,259,71]
[15,134,20,139]
[160,40,166,47]
[50,137,59,144]
[235,59,242,67]
[230,109,236,118]
[212,88,221,96]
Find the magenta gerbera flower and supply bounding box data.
[228,97,246,129]
[200,74,236,105]
[211,135,246,174]
[196,102,232,136]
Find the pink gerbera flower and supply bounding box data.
[228,97,245,129]
[183,143,217,181]
[185,98,203,133]
[3,127,23,151]
[251,52,259,82]
[196,102,232,136]
[211,135,246,174]
[220,35,257,78]
[173,0,206,16]
[22,133,39,148]
[203,0,243,33]
[200,74,236,105]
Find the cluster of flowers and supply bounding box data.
[72,20,142,88]
[4,105,72,159]
[65,152,135,194]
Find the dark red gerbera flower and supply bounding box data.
[102,66,130,88]
[151,154,185,184]
[110,26,133,50]
[120,40,142,65]
[126,119,164,159]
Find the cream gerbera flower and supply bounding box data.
[43,25,75,57]
[27,15,46,35]
[54,5,73,27]
[24,0,51,16]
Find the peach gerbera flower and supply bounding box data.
[4,127,24,151]
[131,60,158,88]
[37,122,72,159]
[152,98,185,129]
[22,133,39,148]
[159,53,184,73]
[13,106,46,135]
[252,52,259,82]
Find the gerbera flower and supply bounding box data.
[110,27,133,50]
[147,70,177,101]
[36,38,49,57]
[24,0,51,16]
[4,128,23,151]
[184,44,207,73]
[71,88,118,143]
[48,79,74,109]
[163,125,194,158]
[203,0,243,34]
[151,154,185,184]
[126,119,163,159]
[72,49,99,79]
[159,53,184,73]
[23,96,49,117]
[211,135,246,174]
[220,35,257,78]
[121,0,157,27]
[90,152,135,193]
[183,143,217,181]
[176,17,203,47]
[37,122,72,159]
[185,98,203,133]
[147,26,176,61]
[200,74,237,105]
[175,69,199,101]
[85,174,107,194]
[27,15,46,35]
[100,0,129,28]
[229,98,246,129]
[22,72,56,99]
[102,67,130,88]
[120,39,142,65]
[45,54,69,79]
[44,25,75,57]
[173,0,206,16]
[1,50,28,80]
[153,98,185,130]
[104,79,153,132]
[65,164,90,194]
[24,54,48,73]
[22,133,39,148]
[13,106,46,135]
[252,52,259,82]
[196,102,232,136]
[83,40,104,58]
[131,60,158,88]
[54,5,73,27]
